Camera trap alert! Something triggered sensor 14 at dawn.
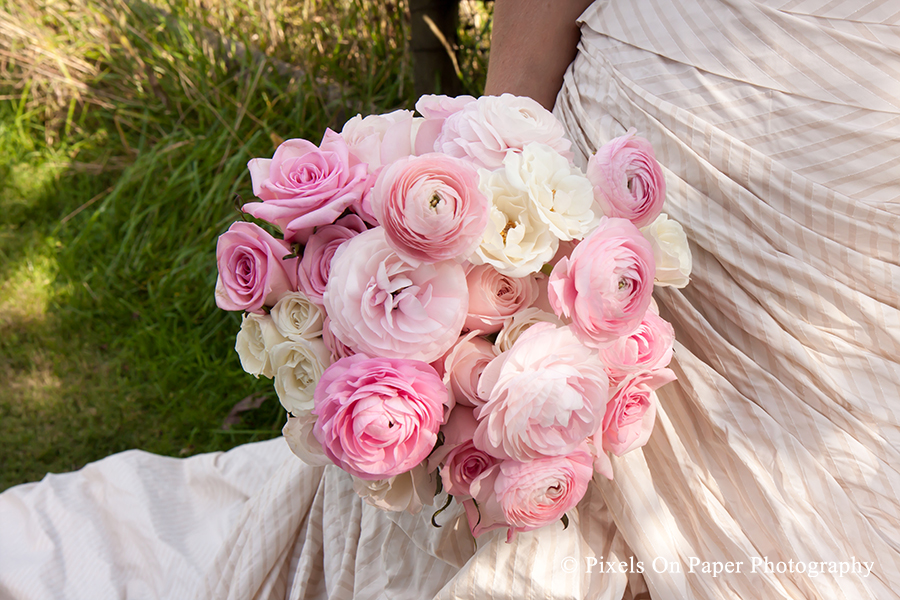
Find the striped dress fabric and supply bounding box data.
[1,1,898,598]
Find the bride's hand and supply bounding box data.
[483,0,594,110]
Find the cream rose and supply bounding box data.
[351,464,436,514]
[270,338,332,415]
[283,411,331,467]
[641,213,692,288]
[234,312,287,378]
[270,291,324,340]
[494,307,564,352]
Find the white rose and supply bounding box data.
[504,143,599,241]
[351,464,436,514]
[494,307,564,352]
[641,213,692,288]
[283,411,331,467]
[470,167,558,277]
[340,109,421,172]
[235,312,286,378]
[437,94,572,170]
[270,291,324,340]
[270,338,332,415]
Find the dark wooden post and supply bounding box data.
[409,0,463,97]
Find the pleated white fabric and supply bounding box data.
[3,1,899,598]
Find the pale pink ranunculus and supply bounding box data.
[440,332,500,408]
[312,354,447,480]
[474,322,609,461]
[243,130,369,243]
[548,217,655,347]
[599,311,675,381]
[371,153,489,263]
[587,130,666,228]
[464,445,594,541]
[322,316,354,362]
[463,264,539,335]
[598,369,675,456]
[414,94,477,155]
[436,94,572,170]
[340,109,418,173]
[297,214,367,304]
[215,221,298,313]
[323,228,468,363]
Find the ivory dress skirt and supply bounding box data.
[2,1,898,598]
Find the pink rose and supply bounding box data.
[297,214,367,304]
[436,94,572,170]
[587,130,666,228]
[243,130,369,243]
[428,406,497,499]
[598,369,675,456]
[313,354,447,480]
[324,228,468,363]
[549,217,656,347]
[440,332,500,407]
[599,311,675,380]
[340,109,418,173]
[371,154,489,263]
[464,445,594,541]
[463,264,539,335]
[214,221,298,312]
[474,322,609,461]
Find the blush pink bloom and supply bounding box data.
[428,406,497,499]
[598,368,676,456]
[371,153,489,263]
[599,311,675,381]
[323,228,468,363]
[474,322,609,461]
[322,316,354,362]
[414,94,477,155]
[214,221,298,313]
[549,217,656,347]
[297,214,367,304]
[313,354,447,480]
[436,94,572,170]
[463,264,539,335]
[440,332,500,408]
[243,130,369,243]
[587,130,666,228]
[464,445,594,541]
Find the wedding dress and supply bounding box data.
[2,0,899,598]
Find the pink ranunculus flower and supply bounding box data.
[464,445,594,541]
[242,130,369,243]
[371,153,489,263]
[297,213,367,304]
[215,221,298,313]
[599,311,675,381]
[440,332,500,408]
[322,316,354,362]
[548,217,656,347]
[436,94,572,170]
[312,354,448,480]
[598,368,676,456]
[463,264,539,335]
[324,228,468,363]
[587,130,666,228]
[474,322,609,461]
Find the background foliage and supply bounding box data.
[0,0,492,490]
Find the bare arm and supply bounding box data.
[484,0,593,110]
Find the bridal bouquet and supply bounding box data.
[214,94,691,542]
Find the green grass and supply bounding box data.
[0,0,492,490]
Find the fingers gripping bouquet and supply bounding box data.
[215,94,692,541]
